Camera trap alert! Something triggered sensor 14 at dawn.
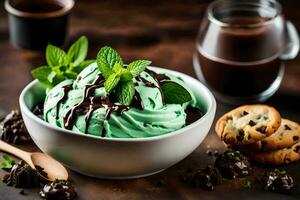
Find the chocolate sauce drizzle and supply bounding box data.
[57,74,129,136]
[56,85,72,119]
[53,68,199,137]
[135,68,170,103]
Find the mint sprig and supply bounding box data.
[0,155,16,169]
[96,46,151,105]
[96,46,192,105]
[32,36,91,89]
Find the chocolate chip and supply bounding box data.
[293,136,299,141]
[256,126,267,134]
[285,125,292,130]
[249,120,256,127]
[242,111,249,116]
[294,145,300,153]
[236,130,245,141]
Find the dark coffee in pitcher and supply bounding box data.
[193,0,298,104]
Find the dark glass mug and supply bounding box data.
[193,0,299,105]
[5,0,74,51]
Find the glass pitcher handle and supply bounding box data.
[280,21,300,60]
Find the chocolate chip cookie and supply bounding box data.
[216,105,281,145]
[251,141,300,165]
[254,119,300,151]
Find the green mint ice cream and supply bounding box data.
[44,63,197,138]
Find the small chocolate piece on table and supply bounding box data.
[0,110,32,144]
[40,179,76,200]
[3,161,39,188]
[263,169,295,193]
[215,150,252,179]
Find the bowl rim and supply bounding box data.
[19,66,216,142]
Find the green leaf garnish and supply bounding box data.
[67,36,88,66]
[31,36,90,89]
[46,45,68,67]
[115,80,135,105]
[96,46,151,105]
[0,155,16,169]
[31,66,53,88]
[127,60,152,77]
[161,81,192,104]
[104,73,121,93]
[96,46,122,79]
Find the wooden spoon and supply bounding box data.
[0,140,68,181]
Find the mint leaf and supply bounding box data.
[104,73,120,93]
[72,59,95,74]
[120,69,133,81]
[48,71,65,86]
[127,60,151,77]
[115,80,135,105]
[46,45,68,67]
[96,46,123,79]
[161,81,192,104]
[67,36,88,66]
[31,66,53,88]
[0,155,16,169]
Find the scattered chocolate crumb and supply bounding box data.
[213,150,219,157]
[181,166,221,191]
[155,180,164,188]
[263,169,295,193]
[19,189,26,195]
[206,149,213,156]
[0,110,32,144]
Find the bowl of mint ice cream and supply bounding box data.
[19,40,216,179]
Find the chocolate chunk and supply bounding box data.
[40,179,76,200]
[185,106,203,125]
[3,161,39,188]
[181,166,221,191]
[263,169,295,193]
[32,103,44,119]
[0,110,32,144]
[256,126,267,134]
[293,136,299,141]
[236,130,245,141]
[248,120,256,127]
[19,189,26,195]
[215,150,251,179]
[285,125,292,130]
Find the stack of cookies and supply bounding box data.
[215,105,300,165]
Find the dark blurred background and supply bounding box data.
[0,0,299,110]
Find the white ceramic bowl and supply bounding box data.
[19,67,216,179]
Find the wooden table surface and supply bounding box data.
[0,0,300,199]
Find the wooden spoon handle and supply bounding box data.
[0,140,34,168]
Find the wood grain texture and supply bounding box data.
[0,0,300,199]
